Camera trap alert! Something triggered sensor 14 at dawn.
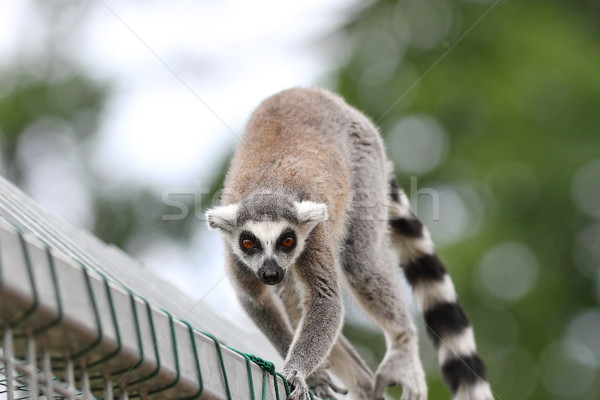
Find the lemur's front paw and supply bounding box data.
[284,370,311,400]
[373,348,427,400]
[307,363,348,399]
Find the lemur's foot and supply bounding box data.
[284,369,311,400]
[373,346,427,400]
[307,363,348,399]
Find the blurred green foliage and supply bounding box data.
[337,1,600,399]
[0,73,106,180]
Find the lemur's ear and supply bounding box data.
[294,201,328,225]
[205,204,239,232]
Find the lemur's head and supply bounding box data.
[205,192,328,285]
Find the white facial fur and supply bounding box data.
[206,200,328,276]
[245,221,289,257]
[234,221,302,274]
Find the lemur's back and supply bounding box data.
[224,87,388,230]
[210,88,493,400]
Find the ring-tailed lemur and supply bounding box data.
[206,88,493,400]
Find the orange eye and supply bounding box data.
[282,237,295,247]
[242,239,255,249]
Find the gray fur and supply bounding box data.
[206,88,490,400]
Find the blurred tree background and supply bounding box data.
[1,0,600,399]
[335,1,600,399]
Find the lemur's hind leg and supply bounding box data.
[388,180,494,400]
[326,335,374,400]
[341,217,427,400]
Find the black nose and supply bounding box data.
[261,269,280,284]
[258,260,284,285]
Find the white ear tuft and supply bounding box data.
[205,203,239,232]
[294,201,328,225]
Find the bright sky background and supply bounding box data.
[0,0,364,324]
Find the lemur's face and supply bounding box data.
[233,221,302,285]
[206,197,327,286]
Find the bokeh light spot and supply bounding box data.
[565,309,600,368]
[354,27,403,86]
[476,242,539,303]
[571,159,600,219]
[572,222,600,279]
[359,63,420,114]
[417,183,483,246]
[394,0,453,51]
[387,114,449,175]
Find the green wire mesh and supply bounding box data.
[0,222,294,399]
[0,175,305,400]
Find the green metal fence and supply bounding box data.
[0,176,290,400]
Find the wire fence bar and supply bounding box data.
[0,175,291,400]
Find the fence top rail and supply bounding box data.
[0,175,290,400]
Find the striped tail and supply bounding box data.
[388,179,494,400]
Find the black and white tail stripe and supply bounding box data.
[388,179,494,400]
